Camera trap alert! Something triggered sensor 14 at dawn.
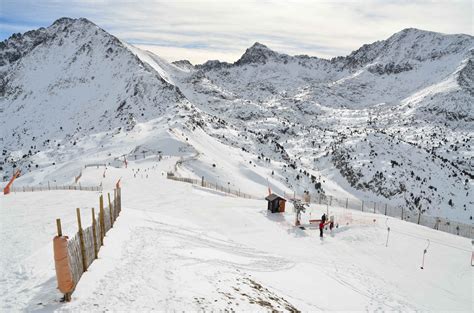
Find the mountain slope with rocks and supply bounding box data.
[169,28,474,222]
[0,17,188,177]
[1,18,472,223]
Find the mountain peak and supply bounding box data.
[341,27,473,69]
[49,17,97,31]
[0,17,110,68]
[52,17,77,25]
[248,42,270,50]
[235,42,282,65]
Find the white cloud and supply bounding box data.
[2,0,472,63]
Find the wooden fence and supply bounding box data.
[166,173,261,200]
[297,192,473,239]
[55,187,122,301]
[10,184,102,193]
[84,163,107,168]
[167,173,472,239]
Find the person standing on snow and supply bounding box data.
[319,221,324,237]
[321,213,327,224]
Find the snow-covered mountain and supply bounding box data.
[1,18,472,222]
[0,17,188,173]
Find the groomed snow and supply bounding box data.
[1,157,472,312]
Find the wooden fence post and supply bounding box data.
[117,187,122,212]
[373,202,376,213]
[113,189,117,213]
[361,200,364,212]
[56,218,62,236]
[117,187,120,213]
[91,208,98,259]
[385,203,387,215]
[76,208,87,273]
[99,195,105,245]
[345,198,348,209]
[108,193,114,227]
[107,192,117,221]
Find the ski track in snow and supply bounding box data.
[64,225,296,311]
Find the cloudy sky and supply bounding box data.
[1,0,472,64]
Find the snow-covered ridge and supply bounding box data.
[1,18,472,223]
[1,17,189,177]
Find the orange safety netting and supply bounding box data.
[53,236,74,293]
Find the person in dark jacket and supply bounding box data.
[319,221,324,237]
[321,213,327,224]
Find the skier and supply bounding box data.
[319,220,324,237]
[321,213,326,224]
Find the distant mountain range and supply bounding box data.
[1,17,472,222]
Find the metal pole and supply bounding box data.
[420,240,430,269]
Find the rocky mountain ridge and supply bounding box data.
[1,18,472,222]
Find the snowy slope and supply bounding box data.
[1,158,472,311]
[1,18,473,223]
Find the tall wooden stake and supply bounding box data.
[76,208,87,273]
[56,218,62,236]
[99,195,105,245]
[108,192,113,227]
[108,192,114,221]
[91,208,98,259]
[118,187,121,212]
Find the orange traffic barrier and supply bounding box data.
[53,236,74,294]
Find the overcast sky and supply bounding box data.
[1,0,472,64]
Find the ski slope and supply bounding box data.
[1,157,472,312]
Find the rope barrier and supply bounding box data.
[390,228,470,253]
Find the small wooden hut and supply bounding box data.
[265,193,286,213]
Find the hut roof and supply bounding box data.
[265,193,286,202]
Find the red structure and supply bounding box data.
[3,170,21,195]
